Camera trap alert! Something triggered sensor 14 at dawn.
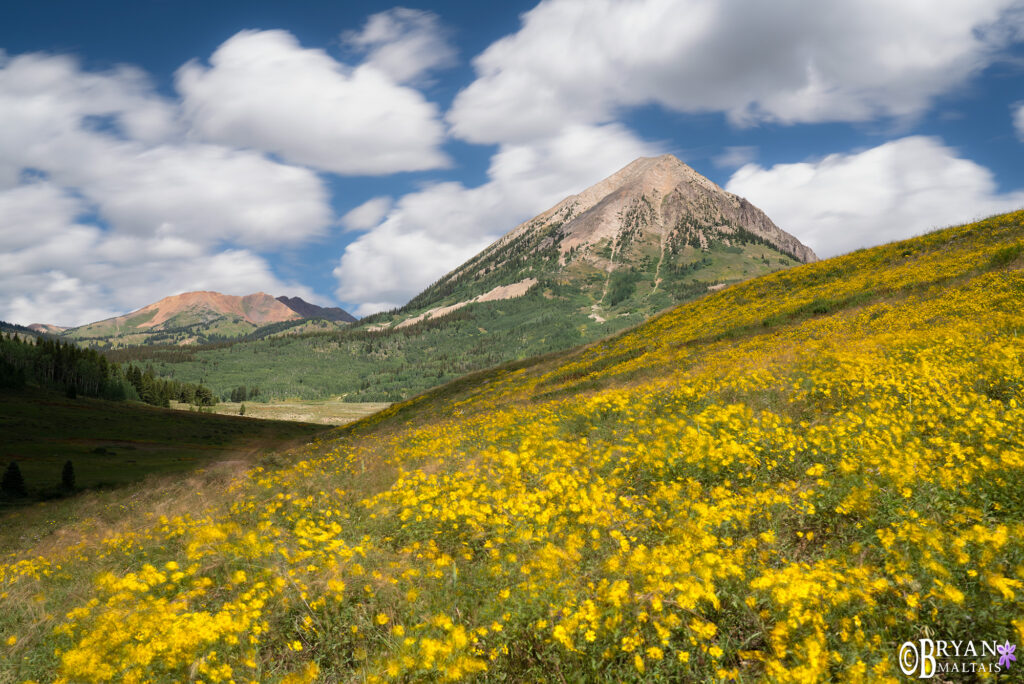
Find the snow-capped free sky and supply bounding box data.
[3,0,1024,324]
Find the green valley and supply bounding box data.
[104,155,815,402]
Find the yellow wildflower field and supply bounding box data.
[3,210,1024,682]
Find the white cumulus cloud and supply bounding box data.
[1015,102,1024,140]
[0,181,318,326]
[725,136,1024,258]
[342,196,393,231]
[449,0,1024,144]
[0,51,331,326]
[76,141,332,247]
[343,7,456,83]
[334,124,657,314]
[177,29,449,175]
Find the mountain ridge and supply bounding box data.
[276,296,357,323]
[116,154,819,403]
[50,291,355,347]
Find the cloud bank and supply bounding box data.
[1,17,457,325]
[726,136,1024,258]
[448,0,1022,143]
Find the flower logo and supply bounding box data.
[998,641,1016,669]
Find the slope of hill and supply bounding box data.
[0,387,324,511]
[25,323,65,335]
[4,210,1022,682]
[121,156,815,401]
[0,320,42,338]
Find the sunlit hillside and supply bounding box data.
[3,210,1024,682]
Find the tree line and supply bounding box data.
[0,333,215,407]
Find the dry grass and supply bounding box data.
[171,399,390,426]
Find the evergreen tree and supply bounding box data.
[239,403,246,416]
[194,385,215,406]
[61,460,75,492]
[1,462,27,498]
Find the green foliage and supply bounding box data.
[606,269,641,306]
[102,235,801,403]
[123,362,214,408]
[0,320,42,337]
[0,332,128,398]
[0,333,214,408]
[0,355,25,390]
[990,243,1023,268]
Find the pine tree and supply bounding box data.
[61,460,75,492]
[1,462,27,498]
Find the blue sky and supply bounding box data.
[2,0,1023,325]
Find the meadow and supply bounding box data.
[169,399,390,426]
[2,210,1023,682]
[0,390,326,555]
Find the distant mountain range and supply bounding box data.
[96,154,818,402]
[36,292,356,348]
[2,320,46,337]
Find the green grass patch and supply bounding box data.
[0,387,326,510]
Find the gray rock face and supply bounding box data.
[494,154,816,267]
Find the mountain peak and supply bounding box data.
[492,154,815,266]
[396,154,817,320]
[136,291,296,328]
[563,155,720,212]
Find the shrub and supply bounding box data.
[1,461,27,498]
[61,460,75,492]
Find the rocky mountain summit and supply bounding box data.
[387,154,815,326]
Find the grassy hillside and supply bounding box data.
[0,389,326,550]
[3,210,1023,682]
[125,290,607,402]
[0,389,325,499]
[113,243,799,404]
